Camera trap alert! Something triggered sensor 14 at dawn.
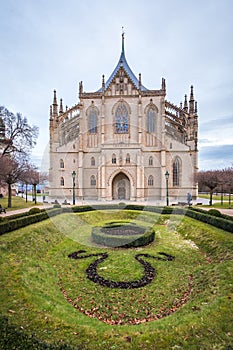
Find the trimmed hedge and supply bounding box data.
[186,209,233,233]
[92,222,155,248]
[0,204,232,235]
[0,208,63,235]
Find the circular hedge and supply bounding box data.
[92,221,155,247]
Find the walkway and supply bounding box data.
[1,202,232,217]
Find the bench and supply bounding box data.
[0,205,6,214]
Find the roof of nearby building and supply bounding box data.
[98,33,148,92]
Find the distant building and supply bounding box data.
[49,34,198,202]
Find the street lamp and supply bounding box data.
[165,170,169,206]
[72,171,76,205]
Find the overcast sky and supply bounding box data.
[0,0,232,171]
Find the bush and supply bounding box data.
[28,207,41,215]
[53,204,61,208]
[0,208,63,235]
[208,209,222,217]
[186,209,233,233]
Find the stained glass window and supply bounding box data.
[115,102,128,133]
[89,110,97,133]
[90,175,96,186]
[173,158,181,186]
[148,175,154,186]
[147,108,155,133]
[149,156,153,166]
[112,154,116,164]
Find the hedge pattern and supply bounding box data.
[92,224,155,247]
[0,204,232,235]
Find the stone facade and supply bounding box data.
[49,34,198,203]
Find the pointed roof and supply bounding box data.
[98,32,147,92]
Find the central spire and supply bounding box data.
[97,30,147,92]
[122,26,125,53]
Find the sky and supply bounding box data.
[0,0,232,171]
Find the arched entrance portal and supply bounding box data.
[112,172,130,200]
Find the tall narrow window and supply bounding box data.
[148,175,154,186]
[147,108,155,133]
[88,109,97,133]
[60,159,64,168]
[149,156,153,166]
[60,177,64,186]
[90,175,96,186]
[126,153,130,164]
[112,154,116,164]
[115,102,129,133]
[173,158,181,186]
[91,157,95,166]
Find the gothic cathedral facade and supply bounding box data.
[49,34,198,203]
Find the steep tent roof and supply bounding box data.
[98,33,147,92]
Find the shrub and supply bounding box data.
[208,209,222,217]
[53,204,61,208]
[28,207,41,215]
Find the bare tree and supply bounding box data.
[0,156,27,207]
[222,167,233,207]
[0,106,39,158]
[197,170,220,205]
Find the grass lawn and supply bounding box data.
[0,196,36,211]
[198,194,231,201]
[201,202,232,209]
[0,210,233,349]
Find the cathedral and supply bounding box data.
[49,34,198,203]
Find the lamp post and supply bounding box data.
[72,171,76,205]
[165,170,169,206]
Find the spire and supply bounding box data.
[161,77,166,91]
[59,98,63,115]
[79,81,83,98]
[122,26,125,54]
[139,73,142,91]
[184,94,188,112]
[102,74,105,93]
[52,90,58,117]
[189,85,195,114]
[195,101,198,114]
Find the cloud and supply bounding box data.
[200,115,233,132]
[199,144,233,170]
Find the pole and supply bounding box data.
[73,176,75,205]
[166,177,169,206]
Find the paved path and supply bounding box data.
[0,205,53,217]
[1,203,232,217]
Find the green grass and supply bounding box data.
[0,196,37,211]
[201,202,232,209]
[0,210,233,349]
[198,194,231,201]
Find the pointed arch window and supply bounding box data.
[126,153,130,164]
[115,102,129,133]
[149,156,153,166]
[173,157,181,186]
[60,159,64,168]
[91,157,95,166]
[112,154,116,164]
[148,175,154,186]
[88,109,97,133]
[60,177,64,186]
[90,175,96,186]
[147,108,156,133]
